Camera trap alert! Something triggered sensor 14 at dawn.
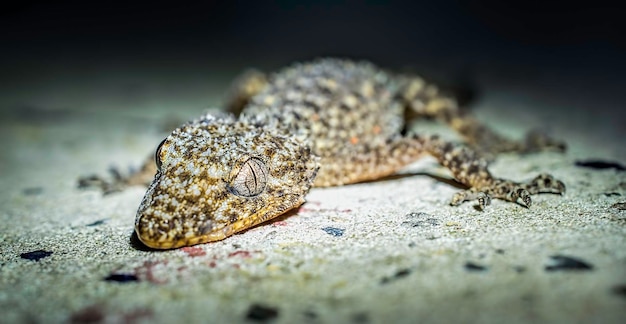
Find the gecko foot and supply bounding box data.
[450,189,492,209]
[522,173,566,195]
[77,157,156,195]
[450,174,565,209]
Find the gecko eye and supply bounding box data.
[155,138,167,171]
[228,157,268,197]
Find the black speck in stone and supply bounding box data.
[303,310,318,319]
[22,187,43,196]
[20,250,53,261]
[603,192,621,197]
[104,273,139,283]
[611,284,626,298]
[495,249,505,254]
[86,219,107,227]
[322,227,344,237]
[380,268,412,284]
[513,265,526,273]
[575,160,626,171]
[351,312,369,323]
[545,255,593,271]
[246,304,279,321]
[464,261,487,272]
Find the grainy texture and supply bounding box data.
[2,56,624,324]
[135,58,565,249]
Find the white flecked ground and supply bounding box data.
[0,68,624,324]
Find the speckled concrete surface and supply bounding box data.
[0,68,625,324]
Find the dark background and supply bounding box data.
[1,0,624,114]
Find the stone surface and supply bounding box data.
[0,67,624,324]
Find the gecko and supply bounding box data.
[113,58,566,249]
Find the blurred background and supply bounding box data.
[1,0,624,117]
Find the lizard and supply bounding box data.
[103,58,566,249]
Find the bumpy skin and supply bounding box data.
[135,58,565,249]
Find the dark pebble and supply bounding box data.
[303,310,318,319]
[464,262,487,272]
[246,304,279,321]
[20,250,53,261]
[513,266,527,273]
[22,187,43,196]
[545,255,593,271]
[86,219,107,227]
[351,312,370,323]
[611,284,626,298]
[575,160,626,171]
[380,268,412,284]
[104,273,139,283]
[321,227,344,237]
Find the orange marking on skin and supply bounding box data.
[373,125,382,134]
[350,136,359,145]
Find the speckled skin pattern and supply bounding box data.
[135,58,566,249]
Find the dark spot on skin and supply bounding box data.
[104,273,139,283]
[545,255,593,271]
[321,227,344,237]
[464,261,487,272]
[229,213,239,223]
[380,268,412,284]
[543,177,552,186]
[199,223,214,235]
[467,163,479,175]
[246,304,279,321]
[86,219,106,227]
[166,203,177,213]
[575,160,626,171]
[20,250,53,261]
[22,187,43,195]
[214,190,228,201]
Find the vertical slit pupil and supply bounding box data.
[232,158,268,197]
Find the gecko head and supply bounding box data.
[135,114,319,249]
